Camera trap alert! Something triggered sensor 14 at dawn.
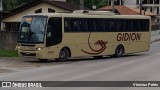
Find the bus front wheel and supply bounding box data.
[114,45,124,57]
[58,48,69,62]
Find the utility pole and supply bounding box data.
[80,0,84,10]
[140,0,142,15]
[111,0,115,13]
[0,0,3,11]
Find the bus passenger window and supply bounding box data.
[65,20,71,32]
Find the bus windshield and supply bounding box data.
[18,16,47,43]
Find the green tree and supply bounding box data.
[97,0,108,8]
[3,0,18,11]
[3,0,36,11]
[67,0,108,9]
[3,0,108,11]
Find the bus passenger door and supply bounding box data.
[46,17,62,58]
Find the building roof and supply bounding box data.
[10,0,87,13]
[98,5,157,16]
[2,0,88,20]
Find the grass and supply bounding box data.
[0,49,18,57]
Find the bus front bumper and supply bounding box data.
[18,50,47,59]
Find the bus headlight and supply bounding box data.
[17,46,21,49]
[15,45,20,50]
[37,48,42,51]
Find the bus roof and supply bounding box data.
[24,12,151,19]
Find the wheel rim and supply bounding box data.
[116,46,123,56]
[118,48,122,55]
[60,51,66,58]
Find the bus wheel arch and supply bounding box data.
[114,44,125,57]
[58,47,71,62]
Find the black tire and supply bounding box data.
[93,56,103,59]
[114,45,124,57]
[38,59,48,62]
[58,48,69,62]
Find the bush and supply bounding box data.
[0,49,18,57]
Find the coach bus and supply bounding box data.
[17,10,151,61]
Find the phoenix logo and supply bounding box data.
[81,33,108,55]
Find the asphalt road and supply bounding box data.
[0,40,160,90]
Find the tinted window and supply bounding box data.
[46,18,62,47]
[64,18,150,32]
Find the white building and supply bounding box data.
[109,0,160,23]
[109,0,160,15]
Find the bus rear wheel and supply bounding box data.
[58,48,69,62]
[114,45,124,57]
